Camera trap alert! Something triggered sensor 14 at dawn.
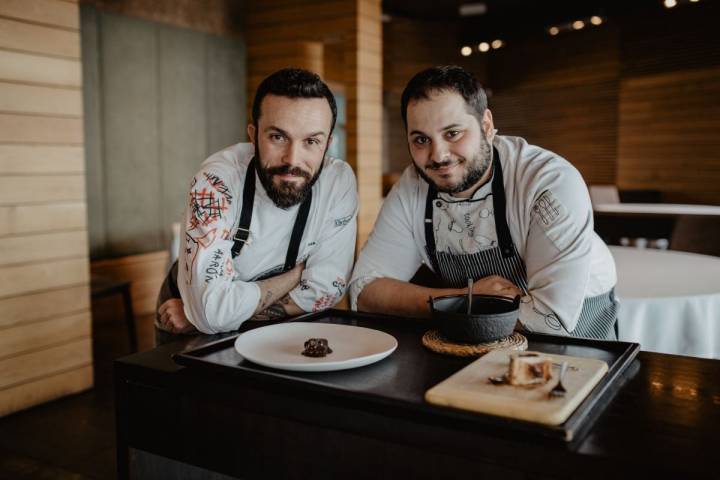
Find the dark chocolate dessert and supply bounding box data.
[302,338,333,357]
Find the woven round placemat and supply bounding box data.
[422,330,528,357]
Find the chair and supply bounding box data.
[91,275,137,352]
[589,185,620,206]
[670,216,720,257]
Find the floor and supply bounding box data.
[0,295,157,480]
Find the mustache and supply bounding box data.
[265,165,311,180]
[426,158,463,171]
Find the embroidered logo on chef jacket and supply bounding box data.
[532,190,561,227]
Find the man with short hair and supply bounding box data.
[349,65,617,339]
[157,68,357,336]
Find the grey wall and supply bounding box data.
[81,6,246,259]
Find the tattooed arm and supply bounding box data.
[250,262,306,320]
[251,293,305,321]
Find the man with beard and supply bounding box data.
[156,68,357,337]
[349,66,618,339]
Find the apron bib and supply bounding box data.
[424,149,617,340]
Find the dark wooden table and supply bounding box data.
[115,313,720,480]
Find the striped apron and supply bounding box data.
[424,150,618,340]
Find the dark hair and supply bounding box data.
[252,68,337,135]
[400,65,487,127]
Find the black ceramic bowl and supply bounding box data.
[429,294,520,344]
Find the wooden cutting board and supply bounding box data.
[425,350,608,425]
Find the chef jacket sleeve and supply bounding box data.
[178,165,262,334]
[517,166,594,335]
[349,174,424,310]
[288,164,358,313]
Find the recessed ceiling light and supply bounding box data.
[572,20,585,30]
[590,16,603,25]
[491,39,504,49]
[478,42,490,52]
[549,26,560,36]
[664,0,677,8]
[461,46,472,57]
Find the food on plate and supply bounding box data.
[508,352,552,386]
[302,338,333,357]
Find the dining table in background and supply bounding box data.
[610,246,720,359]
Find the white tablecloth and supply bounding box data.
[610,246,720,359]
[595,203,720,216]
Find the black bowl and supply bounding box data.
[429,294,520,344]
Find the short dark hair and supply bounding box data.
[400,65,487,127]
[252,68,337,135]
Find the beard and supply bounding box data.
[254,136,325,210]
[414,134,493,195]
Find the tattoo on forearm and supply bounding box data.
[259,289,274,310]
[252,301,288,321]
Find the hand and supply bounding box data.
[157,298,196,334]
[290,261,305,284]
[471,275,522,299]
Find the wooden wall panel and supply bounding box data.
[0,49,81,87]
[0,203,87,236]
[0,81,83,116]
[0,0,92,417]
[0,17,80,58]
[0,257,88,299]
[0,366,92,418]
[0,285,89,329]
[0,338,91,390]
[0,312,91,359]
[245,0,384,249]
[0,230,88,266]
[0,0,80,30]
[618,67,720,204]
[488,27,620,186]
[0,113,83,144]
[0,145,84,174]
[0,175,85,205]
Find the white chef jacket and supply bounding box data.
[178,142,358,334]
[349,134,616,335]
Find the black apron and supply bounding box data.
[424,149,618,340]
[155,157,312,338]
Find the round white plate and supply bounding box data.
[234,322,398,372]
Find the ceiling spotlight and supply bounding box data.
[549,26,559,36]
[689,0,700,2]
[572,20,585,30]
[461,46,472,57]
[491,39,504,49]
[664,0,677,7]
[478,42,490,52]
[590,16,603,25]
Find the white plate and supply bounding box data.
[234,322,398,372]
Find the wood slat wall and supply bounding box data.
[244,0,383,249]
[0,0,92,417]
[382,16,488,174]
[488,26,621,186]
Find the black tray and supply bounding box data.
[173,309,639,443]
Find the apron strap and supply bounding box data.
[489,147,515,259]
[284,189,312,271]
[424,184,442,274]
[231,157,256,258]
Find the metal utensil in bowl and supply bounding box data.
[467,278,473,315]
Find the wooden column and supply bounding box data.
[0,0,93,416]
[244,0,383,249]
